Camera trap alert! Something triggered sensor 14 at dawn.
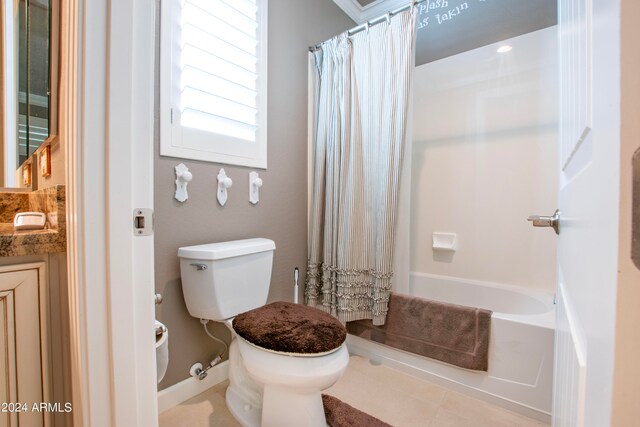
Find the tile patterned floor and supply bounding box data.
[159,355,549,427]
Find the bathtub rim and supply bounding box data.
[408,271,556,330]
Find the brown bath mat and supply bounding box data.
[322,394,393,427]
[347,293,492,371]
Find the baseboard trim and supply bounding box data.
[157,360,230,414]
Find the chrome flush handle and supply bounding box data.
[190,263,208,271]
[527,209,561,235]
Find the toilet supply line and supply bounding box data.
[191,319,229,381]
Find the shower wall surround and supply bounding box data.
[153,0,354,390]
[411,27,559,292]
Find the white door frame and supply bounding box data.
[63,0,158,426]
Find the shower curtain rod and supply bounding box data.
[308,0,427,52]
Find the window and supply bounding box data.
[160,0,268,168]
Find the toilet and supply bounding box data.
[178,238,349,427]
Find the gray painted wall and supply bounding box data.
[415,0,557,65]
[155,0,354,390]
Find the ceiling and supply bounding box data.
[332,0,409,22]
[332,0,557,65]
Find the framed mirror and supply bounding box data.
[1,0,58,188]
[18,0,51,165]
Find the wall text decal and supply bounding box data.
[417,0,487,30]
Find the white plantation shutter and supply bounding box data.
[160,0,268,168]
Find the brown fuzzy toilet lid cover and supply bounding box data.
[232,301,347,354]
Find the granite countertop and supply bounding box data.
[0,224,65,256]
[0,223,58,234]
[0,186,66,257]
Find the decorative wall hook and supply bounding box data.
[249,171,263,205]
[217,168,233,206]
[174,163,192,202]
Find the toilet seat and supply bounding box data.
[238,334,343,357]
[232,301,347,355]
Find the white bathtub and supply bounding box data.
[346,272,555,422]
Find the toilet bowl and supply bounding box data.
[155,320,169,384]
[238,336,348,390]
[237,337,349,427]
[178,239,349,427]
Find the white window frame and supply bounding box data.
[159,0,268,169]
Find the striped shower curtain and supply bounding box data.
[305,9,416,325]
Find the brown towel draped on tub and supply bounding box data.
[347,293,492,371]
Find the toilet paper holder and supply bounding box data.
[155,323,167,336]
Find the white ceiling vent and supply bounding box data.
[332,0,409,23]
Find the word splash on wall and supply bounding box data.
[416,0,488,30]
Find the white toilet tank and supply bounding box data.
[178,238,276,321]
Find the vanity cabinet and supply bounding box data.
[0,262,51,427]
